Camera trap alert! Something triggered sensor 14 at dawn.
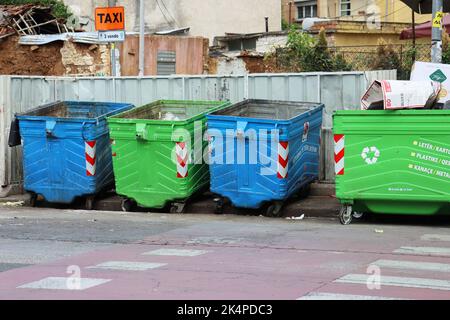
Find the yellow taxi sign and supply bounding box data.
[95,7,125,31]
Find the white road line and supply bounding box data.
[297,292,404,300]
[394,247,450,256]
[87,261,167,271]
[421,234,450,242]
[373,259,450,273]
[186,237,243,245]
[142,248,209,257]
[18,277,111,290]
[335,274,450,291]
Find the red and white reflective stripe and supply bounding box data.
[85,141,96,176]
[334,134,345,175]
[277,141,289,179]
[176,142,189,178]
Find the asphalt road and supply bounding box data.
[0,206,450,300]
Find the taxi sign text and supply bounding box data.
[95,7,125,31]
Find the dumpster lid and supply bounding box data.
[17,101,132,120]
[112,100,227,122]
[209,99,322,121]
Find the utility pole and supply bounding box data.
[431,0,443,63]
[288,2,292,25]
[138,0,145,76]
[412,9,416,61]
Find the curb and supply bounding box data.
[0,184,340,219]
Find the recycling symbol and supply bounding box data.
[361,146,380,165]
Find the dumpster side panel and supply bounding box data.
[108,100,226,209]
[109,121,209,208]
[285,108,322,196]
[16,102,132,204]
[208,118,288,208]
[18,119,113,203]
[334,111,450,215]
[208,104,323,209]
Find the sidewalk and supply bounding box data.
[0,183,340,219]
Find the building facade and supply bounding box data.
[281,0,431,24]
[318,0,430,23]
[64,0,282,41]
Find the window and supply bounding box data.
[157,51,176,75]
[340,0,351,16]
[296,1,318,20]
[228,40,242,51]
[242,38,257,50]
[227,38,257,51]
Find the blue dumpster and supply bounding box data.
[206,99,324,216]
[15,101,133,209]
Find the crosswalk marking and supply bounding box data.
[18,277,111,290]
[142,248,209,257]
[87,261,167,271]
[335,274,450,291]
[394,247,450,256]
[297,292,403,300]
[421,234,450,242]
[373,259,450,273]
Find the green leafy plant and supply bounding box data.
[442,29,450,64]
[371,40,401,71]
[0,0,71,19]
[279,26,354,72]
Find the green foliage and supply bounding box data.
[311,28,334,71]
[332,53,353,71]
[0,0,71,19]
[399,45,418,80]
[442,30,450,64]
[281,19,290,31]
[371,42,401,71]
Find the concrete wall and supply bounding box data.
[64,0,282,41]
[216,57,248,75]
[256,34,288,53]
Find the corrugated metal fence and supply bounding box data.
[0,70,396,196]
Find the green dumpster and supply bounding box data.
[333,110,450,225]
[107,100,230,212]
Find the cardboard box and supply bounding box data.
[411,61,450,103]
[361,80,441,110]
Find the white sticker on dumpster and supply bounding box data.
[361,147,380,165]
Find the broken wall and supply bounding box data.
[0,35,64,75]
[60,41,110,76]
[255,34,288,53]
[0,35,110,76]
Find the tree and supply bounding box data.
[0,0,71,19]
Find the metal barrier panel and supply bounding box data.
[0,70,397,194]
[0,76,8,190]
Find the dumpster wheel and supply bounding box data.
[264,202,284,218]
[121,199,137,212]
[170,202,186,214]
[352,211,364,219]
[85,196,95,210]
[29,193,38,207]
[213,198,224,214]
[339,205,353,225]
